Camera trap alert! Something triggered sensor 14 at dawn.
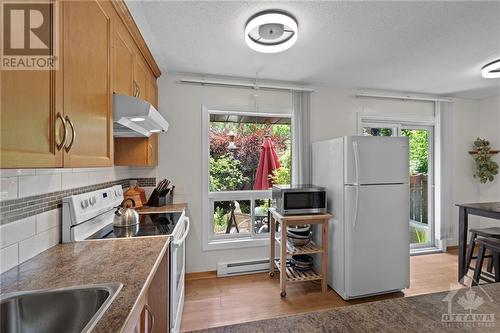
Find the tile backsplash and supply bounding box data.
[0,166,157,273]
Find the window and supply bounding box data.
[203,109,292,249]
[359,116,436,251]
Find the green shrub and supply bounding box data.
[209,154,249,191]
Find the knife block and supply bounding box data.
[146,188,169,207]
[146,185,175,207]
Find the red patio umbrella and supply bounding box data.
[253,136,281,190]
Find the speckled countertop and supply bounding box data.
[194,283,500,333]
[0,236,169,333]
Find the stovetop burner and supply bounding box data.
[86,212,183,239]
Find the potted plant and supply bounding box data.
[470,138,499,184]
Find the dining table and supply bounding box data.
[456,202,500,283]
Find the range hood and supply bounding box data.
[113,93,169,137]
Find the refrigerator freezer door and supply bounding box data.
[344,184,410,298]
[345,136,409,185]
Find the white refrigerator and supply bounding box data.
[312,136,410,300]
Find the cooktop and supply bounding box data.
[86,212,183,239]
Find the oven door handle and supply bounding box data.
[173,217,190,247]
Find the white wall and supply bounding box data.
[478,95,500,228]
[448,99,482,240]
[157,72,498,272]
[157,75,292,273]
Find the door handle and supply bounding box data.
[353,186,359,229]
[144,303,155,333]
[64,115,76,152]
[55,112,67,151]
[352,141,360,185]
[173,217,190,247]
[133,81,138,97]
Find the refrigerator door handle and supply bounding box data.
[353,141,360,185]
[353,185,359,229]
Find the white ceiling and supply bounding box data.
[127,1,500,99]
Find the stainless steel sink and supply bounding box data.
[1,282,122,333]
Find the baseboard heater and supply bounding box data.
[217,258,269,277]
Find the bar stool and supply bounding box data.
[465,227,500,274]
[472,237,500,285]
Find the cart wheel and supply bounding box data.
[280,291,287,297]
[269,272,275,277]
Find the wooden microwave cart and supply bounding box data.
[269,208,332,297]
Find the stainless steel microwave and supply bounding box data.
[272,185,327,215]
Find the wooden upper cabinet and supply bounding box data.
[62,0,113,167]
[114,134,158,167]
[113,23,135,96]
[0,0,160,169]
[134,56,149,101]
[147,73,158,108]
[0,6,63,168]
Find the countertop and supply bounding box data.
[193,283,500,333]
[137,202,188,214]
[0,236,170,333]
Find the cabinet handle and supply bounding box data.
[55,112,67,151]
[137,83,141,98]
[64,115,76,152]
[144,303,155,333]
[148,144,153,164]
[133,81,138,97]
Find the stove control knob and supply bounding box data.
[81,199,89,209]
[89,196,97,206]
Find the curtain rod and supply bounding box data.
[356,92,454,103]
[179,78,314,92]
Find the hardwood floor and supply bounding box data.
[181,250,469,332]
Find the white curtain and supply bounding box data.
[292,91,312,185]
[435,101,455,241]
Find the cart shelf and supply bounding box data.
[274,237,323,255]
[274,259,323,283]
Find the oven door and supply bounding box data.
[170,215,190,333]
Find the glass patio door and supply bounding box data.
[361,121,435,249]
[401,126,434,249]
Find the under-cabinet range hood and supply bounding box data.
[113,93,169,137]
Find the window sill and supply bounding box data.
[204,237,270,251]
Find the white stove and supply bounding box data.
[62,185,189,333]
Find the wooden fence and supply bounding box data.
[410,174,428,224]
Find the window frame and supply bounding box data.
[202,106,293,251]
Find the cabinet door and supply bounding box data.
[134,56,149,101]
[114,135,157,167]
[147,74,158,108]
[63,0,112,167]
[113,23,134,96]
[147,134,158,166]
[0,8,63,168]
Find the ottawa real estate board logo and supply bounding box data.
[1,0,59,70]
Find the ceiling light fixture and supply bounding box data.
[130,117,145,122]
[482,59,500,79]
[245,11,298,53]
[150,129,161,133]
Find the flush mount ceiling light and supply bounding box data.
[482,59,500,78]
[245,11,298,53]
